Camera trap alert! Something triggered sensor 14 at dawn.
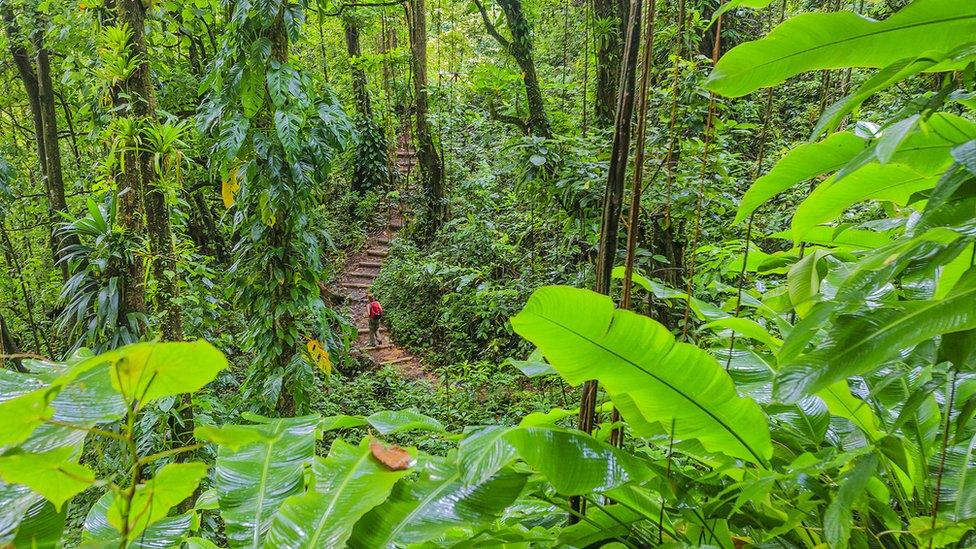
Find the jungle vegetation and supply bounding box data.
[1,0,976,546]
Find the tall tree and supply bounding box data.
[473,0,551,138]
[115,0,185,343]
[594,0,625,126]
[204,0,350,413]
[1,5,82,280]
[406,0,446,236]
[344,13,388,195]
[573,0,641,520]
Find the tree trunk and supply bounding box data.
[573,0,641,522]
[344,18,372,119]
[593,0,625,126]
[497,0,551,138]
[116,0,192,449]
[0,313,27,372]
[406,0,446,238]
[2,8,80,280]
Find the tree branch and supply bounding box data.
[487,104,528,134]
[320,0,405,17]
[472,0,511,51]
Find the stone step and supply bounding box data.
[344,282,371,289]
[357,326,387,334]
[348,271,375,279]
[366,249,389,258]
[364,344,394,351]
[376,237,391,245]
[359,261,383,269]
[382,357,415,366]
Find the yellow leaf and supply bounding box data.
[221,165,241,209]
[306,339,332,376]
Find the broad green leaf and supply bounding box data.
[0,447,95,511]
[706,0,976,97]
[106,462,208,541]
[556,504,654,547]
[777,267,976,401]
[735,132,866,224]
[702,317,782,350]
[0,388,56,448]
[511,286,772,464]
[186,537,222,549]
[908,516,974,548]
[786,250,832,318]
[770,226,892,250]
[349,456,527,547]
[505,349,556,377]
[366,410,445,435]
[817,382,884,441]
[318,410,445,435]
[82,491,194,548]
[812,55,941,140]
[207,416,319,548]
[709,0,774,27]
[792,164,937,239]
[11,501,65,548]
[824,454,877,549]
[100,341,228,408]
[0,482,43,545]
[264,438,411,548]
[458,425,650,494]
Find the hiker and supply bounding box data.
[366,291,383,347]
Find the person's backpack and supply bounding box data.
[370,300,383,318]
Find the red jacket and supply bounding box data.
[368,300,383,318]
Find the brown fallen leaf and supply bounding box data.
[370,438,413,471]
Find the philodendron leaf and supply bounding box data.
[457,425,651,495]
[0,446,95,511]
[264,438,411,548]
[199,416,319,548]
[82,491,194,548]
[349,456,527,547]
[705,0,976,97]
[100,340,228,408]
[511,286,772,464]
[106,462,208,541]
[776,267,976,401]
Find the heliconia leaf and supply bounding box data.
[264,438,412,548]
[319,409,445,436]
[824,454,878,549]
[701,317,782,350]
[348,456,527,548]
[105,462,208,541]
[735,132,866,224]
[511,286,772,464]
[11,501,65,548]
[776,267,976,401]
[817,382,884,441]
[365,410,445,435]
[705,0,976,97]
[204,416,319,548]
[791,164,938,239]
[0,447,95,511]
[812,55,941,140]
[0,482,43,545]
[457,425,651,495]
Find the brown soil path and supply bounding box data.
[334,144,429,379]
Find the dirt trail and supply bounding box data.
[334,143,429,379]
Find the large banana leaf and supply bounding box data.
[776,267,976,401]
[735,132,866,224]
[264,438,411,548]
[511,286,772,464]
[197,416,319,548]
[457,425,650,494]
[791,164,938,239]
[0,482,44,545]
[705,0,976,97]
[349,456,527,547]
[320,409,445,435]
